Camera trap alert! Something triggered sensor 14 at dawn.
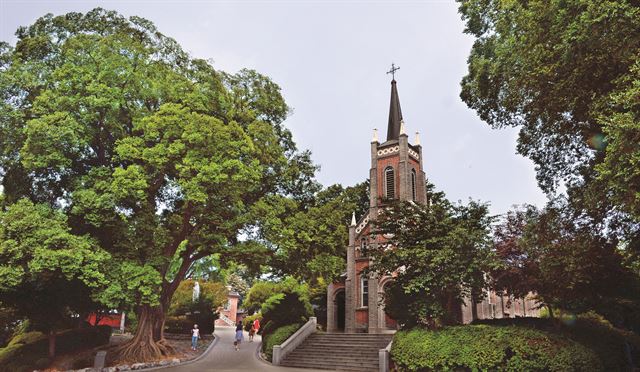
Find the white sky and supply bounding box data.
[0,0,548,215]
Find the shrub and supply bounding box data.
[391,325,602,371]
[0,326,111,372]
[8,331,45,346]
[566,312,640,370]
[260,278,312,338]
[244,282,281,315]
[261,323,301,362]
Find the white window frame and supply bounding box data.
[361,277,369,307]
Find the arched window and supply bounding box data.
[384,166,395,199]
[411,169,417,201]
[361,277,369,307]
[360,237,367,252]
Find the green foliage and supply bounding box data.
[7,331,44,347]
[0,306,19,348]
[225,273,250,299]
[457,2,640,313]
[491,202,639,323]
[166,279,225,334]
[0,326,111,372]
[392,325,601,371]
[457,0,640,198]
[261,323,301,362]
[0,8,319,355]
[243,313,262,332]
[244,281,280,315]
[0,199,109,337]
[260,278,312,337]
[369,185,494,328]
[168,280,227,317]
[258,181,368,284]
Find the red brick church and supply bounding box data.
[326,73,538,333]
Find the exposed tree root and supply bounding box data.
[113,305,175,363]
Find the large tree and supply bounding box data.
[255,181,369,285]
[368,186,494,328]
[457,0,640,308]
[0,9,315,361]
[492,201,640,326]
[458,0,640,200]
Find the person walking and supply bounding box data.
[252,317,260,335]
[191,324,200,351]
[234,320,244,351]
[249,324,255,342]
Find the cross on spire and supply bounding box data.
[387,63,400,81]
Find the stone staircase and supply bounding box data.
[280,333,393,371]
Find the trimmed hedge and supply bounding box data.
[391,325,601,371]
[261,323,301,362]
[0,326,111,372]
[473,314,640,370]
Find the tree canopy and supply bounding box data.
[458,0,640,204]
[369,185,494,328]
[0,8,317,362]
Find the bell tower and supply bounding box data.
[341,67,428,334]
[369,72,427,210]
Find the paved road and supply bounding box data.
[161,326,333,372]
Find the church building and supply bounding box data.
[326,72,539,333]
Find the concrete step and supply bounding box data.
[281,359,379,371]
[291,346,380,356]
[306,341,389,349]
[280,332,393,371]
[285,354,378,364]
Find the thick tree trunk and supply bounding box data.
[48,330,56,359]
[115,305,174,362]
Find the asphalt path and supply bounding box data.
[160,326,334,372]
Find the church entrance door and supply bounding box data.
[336,289,345,331]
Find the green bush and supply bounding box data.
[7,331,45,347]
[0,326,112,372]
[391,325,602,371]
[260,278,312,339]
[261,323,301,362]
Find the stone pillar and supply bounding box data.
[327,283,336,332]
[367,268,379,334]
[345,224,356,333]
[370,139,379,209]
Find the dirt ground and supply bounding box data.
[46,333,213,371]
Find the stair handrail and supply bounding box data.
[218,313,235,326]
[272,316,317,366]
[379,339,393,372]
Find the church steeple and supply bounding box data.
[386,64,403,141]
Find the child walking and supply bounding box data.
[234,321,244,351]
[191,324,200,351]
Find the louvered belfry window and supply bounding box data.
[385,166,395,199]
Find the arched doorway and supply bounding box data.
[378,279,397,331]
[335,289,345,331]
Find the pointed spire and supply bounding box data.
[372,128,379,142]
[351,212,357,227]
[387,79,403,141]
[414,131,420,146]
[400,120,406,135]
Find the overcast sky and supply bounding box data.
[1,0,548,215]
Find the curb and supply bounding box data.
[254,341,273,367]
[140,333,219,371]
